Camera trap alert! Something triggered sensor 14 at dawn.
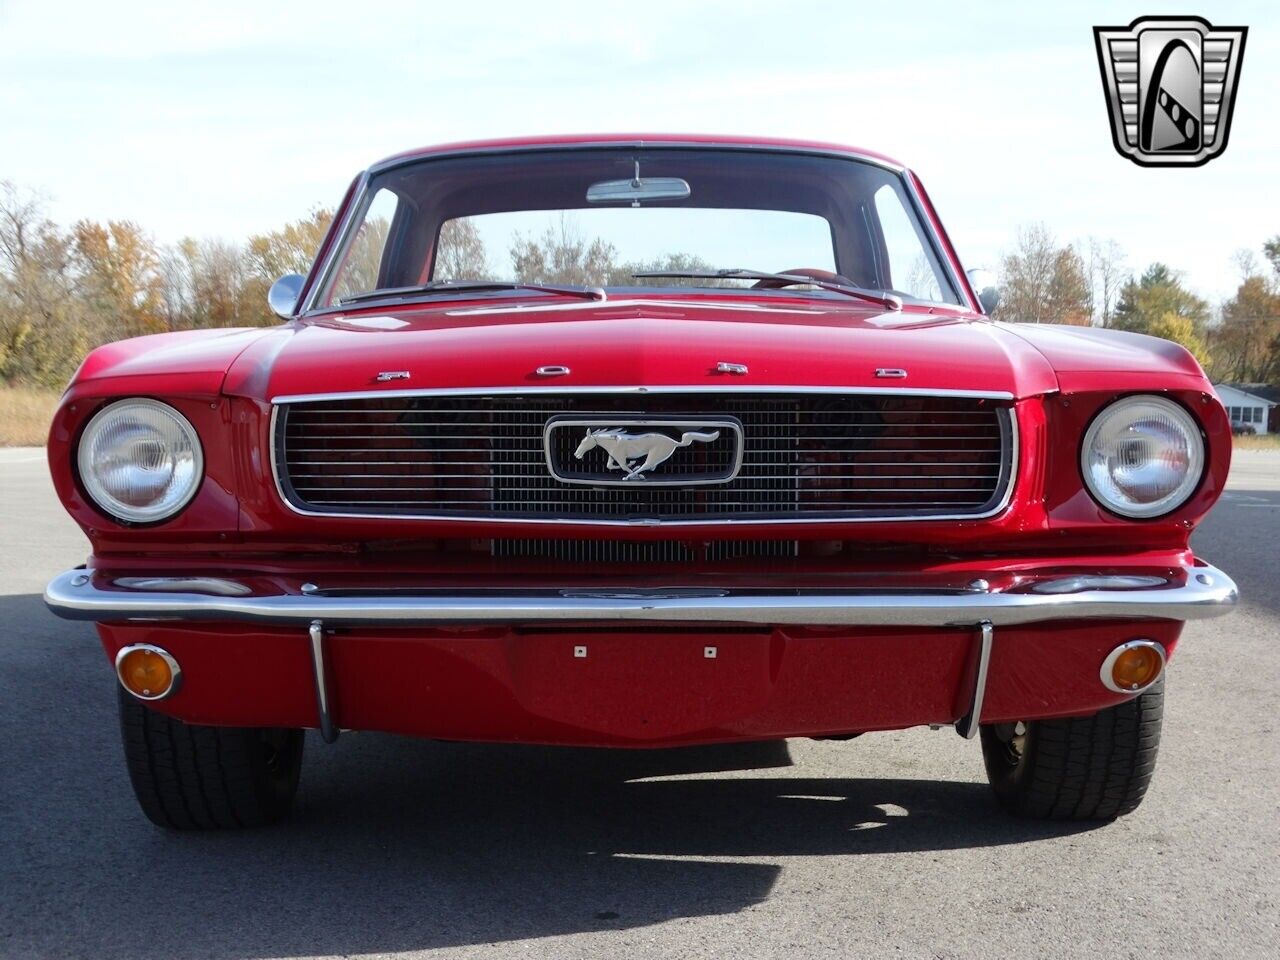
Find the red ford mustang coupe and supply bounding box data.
[45,135,1237,828]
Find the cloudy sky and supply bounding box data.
[1,1,1274,303]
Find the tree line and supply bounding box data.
[0,180,333,387]
[990,222,1280,384]
[2,178,1277,389]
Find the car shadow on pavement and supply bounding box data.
[2,592,1101,959]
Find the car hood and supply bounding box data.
[223,296,1060,402]
[74,327,276,395]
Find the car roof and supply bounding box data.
[370,133,906,173]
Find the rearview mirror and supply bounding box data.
[586,177,691,206]
[966,268,1001,314]
[268,273,306,319]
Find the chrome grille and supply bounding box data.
[275,392,1014,522]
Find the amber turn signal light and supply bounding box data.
[115,644,182,701]
[1100,640,1165,694]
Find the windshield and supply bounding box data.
[319,148,962,308]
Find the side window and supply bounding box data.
[330,189,399,301]
[872,184,944,303]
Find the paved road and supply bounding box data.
[2,447,1277,960]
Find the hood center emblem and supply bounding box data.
[574,427,721,481]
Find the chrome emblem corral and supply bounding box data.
[544,417,744,486]
[1094,16,1247,167]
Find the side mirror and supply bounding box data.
[268,274,306,320]
[966,268,1001,315]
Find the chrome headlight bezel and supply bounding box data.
[1080,394,1206,520]
[76,398,204,524]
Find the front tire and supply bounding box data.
[118,687,304,829]
[980,678,1164,820]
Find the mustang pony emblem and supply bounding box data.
[574,428,721,481]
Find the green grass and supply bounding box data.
[0,385,59,446]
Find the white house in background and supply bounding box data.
[1214,383,1277,435]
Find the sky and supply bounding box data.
[1,0,1275,304]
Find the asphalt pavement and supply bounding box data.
[1,446,1277,960]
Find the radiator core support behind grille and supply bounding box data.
[273,391,1015,524]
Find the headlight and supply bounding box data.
[1081,395,1204,518]
[77,399,203,523]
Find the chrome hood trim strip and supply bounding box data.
[270,385,1017,405]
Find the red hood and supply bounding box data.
[73,327,275,396]
[224,296,1058,401]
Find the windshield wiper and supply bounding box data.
[630,268,902,311]
[337,279,607,307]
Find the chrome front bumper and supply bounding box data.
[44,563,1238,629]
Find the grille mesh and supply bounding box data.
[275,392,1012,522]
[492,539,800,563]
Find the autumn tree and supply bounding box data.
[1112,263,1208,334]
[173,237,253,327]
[1,185,337,385]
[241,208,334,319]
[1210,267,1280,383]
[991,223,1091,325]
[0,182,81,386]
[71,220,165,340]
[1086,237,1128,327]
[510,214,618,286]
[1148,312,1211,369]
[245,208,332,281]
[432,218,489,282]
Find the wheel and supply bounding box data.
[117,686,305,829]
[979,678,1164,820]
